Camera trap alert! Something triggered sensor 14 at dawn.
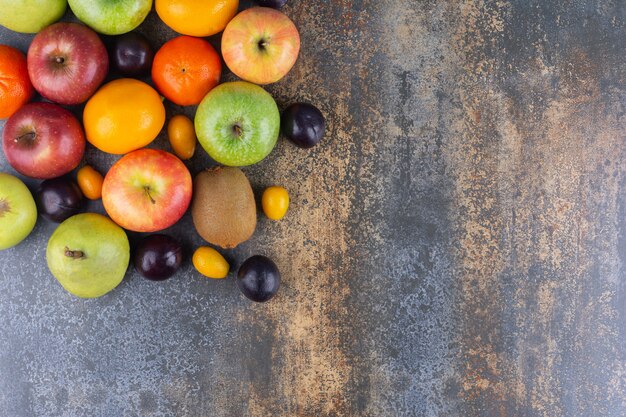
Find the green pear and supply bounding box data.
[0,173,37,250]
[46,213,129,298]
[0,0,67,34]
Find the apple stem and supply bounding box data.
[232,124,243,137]
[15,132,36,144]
[144,186,156,204]
[54,56,64,64]
[64,247,85,259]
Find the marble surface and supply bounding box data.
[1,1,625,416]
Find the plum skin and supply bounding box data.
[134,234,183,281]
[111,32,154,76]
[256,0,288,9]
[35,177,84,223]
[281,103,325,148]
[236,255,281,302]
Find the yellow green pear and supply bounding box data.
[0,173,37,250]
[46,213,129,298]
[0,0,67,33]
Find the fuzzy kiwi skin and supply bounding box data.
[191,167,257,249]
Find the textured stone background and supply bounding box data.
[1,1,625,416]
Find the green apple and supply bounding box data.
[46,213,130,298]
[68,0,152,35]
[0,173,37,250]
[0,0,67,33]
[195,81,280,166]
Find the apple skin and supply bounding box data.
[102,149,192,232]
[27,23,108,106]
[46,213,130,298]
[68,0,152,35]
[0,173,37,251]
[2,103,86,179]
[221,7,300,85]
[0,0,67,34]
[195,81,280,166]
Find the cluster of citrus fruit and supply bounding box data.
[0,0,325,303]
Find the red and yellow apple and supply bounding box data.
[221,7,300,85]
[102,149,192,232]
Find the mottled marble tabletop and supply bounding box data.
[1,1,625,416]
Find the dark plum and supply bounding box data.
[35,177,83,223]
[134,234,182,281]
[110,32,154,76]
[236,255,280,302]
[256,0,288,8]
[281,103,325,148]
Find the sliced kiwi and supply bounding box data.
[191,167,257,249]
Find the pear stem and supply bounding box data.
[64,247,85,259]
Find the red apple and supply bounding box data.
[2,102,85,179]
[221,7,300,85]
[27,22,108,105]
[102,149,192,232]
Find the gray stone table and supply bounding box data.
[1,1,625,416]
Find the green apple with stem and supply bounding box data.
[195,81,280,166]
[47,213,130,298]
[0,173,37,250]
[68,0,152,35]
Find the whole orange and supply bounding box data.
[152,36,222,106]
[155,0,238,37]
[83,78,165,155]
[0,45,34,119]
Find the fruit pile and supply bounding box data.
[0,0,326,303]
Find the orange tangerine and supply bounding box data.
[0,45,33,119]
[152,36,221,106]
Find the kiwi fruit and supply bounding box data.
[191,167,257,249]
